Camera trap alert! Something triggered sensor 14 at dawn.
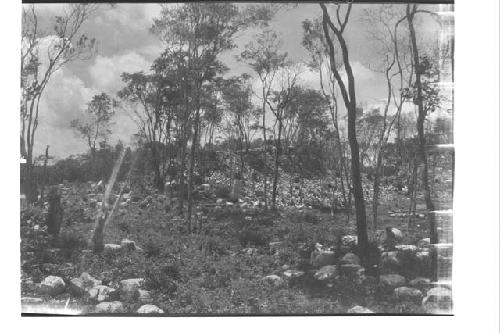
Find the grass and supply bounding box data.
[20,169,452,314]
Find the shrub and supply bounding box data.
[57,231,88,257]
[144,261,180,295]
[237,226,269,247]
[143,234,163,257]
[214,184,230,199]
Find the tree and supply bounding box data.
[362,4,413,228]
[319,2,370,266]
[71,92,116,158]
[151,3,273,232]
[239,29,288,208]
[405,4,443,281]
[118,60,180,192]
[221,74,258,176]
[266,63,302,208]
[21,4,97,203]
[302,17,351,208]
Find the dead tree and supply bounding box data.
[46,186,63,239]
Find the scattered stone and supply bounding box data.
[347,305,374,314]
[104,244,121,251]
[314,265,339,282]
[394,286,423,303]
[395,244,418,252]
[340,253,360,266]
[94,301,125,313]
[39,276,66,296]
[263,275,285,286]
[340,264,366,283]
[21,297,44,304]
[241,248,259,256]
[120,278,145,301]
[417,238,431,248]
[379,274,406,291]
[137,304,164,314]
[120,239,136,251]
[80,272,102,288]
[139,196,153,208]
[138,289,153,303]
[310,249,336,268]
[409,277,431,289]
[380,251,400,268]
[269,241,283,254]
[340,235,358,251]
[380,227,404,248]
[68,278,86,296]
[87,285,119,302]
[422,287,453,313]
[283,270,305,279]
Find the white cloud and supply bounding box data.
[33,68,96,157]
[89,52,150,94]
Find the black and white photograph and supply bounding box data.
[9,0,495,320]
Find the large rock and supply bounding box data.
[380,251,400,267]
[379,274,406,291]
[340,264,366,284]
[313,265,339,282]
[409,277,431,289]
[80,272,102,288]
[68,278,86,296]
[120,278,145,301]
[340,253,360,266]
[422,287,452,313]
[39,276,66,296]
[310,249,336,268]
[87,285,119,302]
[120,239,137,251]
[263,275,285,286]
[394,286,423,303]
[347,305,374,314]
[380,227,404,248]
[138,289,153,303]
[137,304,164,314]
[69,272,102,296]
[94,301,125,313]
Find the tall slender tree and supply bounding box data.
[239,29,288,208]
[21,4,97,203]
[319,2,370,265]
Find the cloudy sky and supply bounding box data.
[26,3,450,159]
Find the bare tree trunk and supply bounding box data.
[321,3,369,265]
[40,145,50,203]
[186,110,200,234]
[92,148,126,253]
[407,4,438,281]
[408,155,418,229]
[46,186,63,239]
[372,148,383,230]
[262,88,268,209]
[271,117,283,209]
